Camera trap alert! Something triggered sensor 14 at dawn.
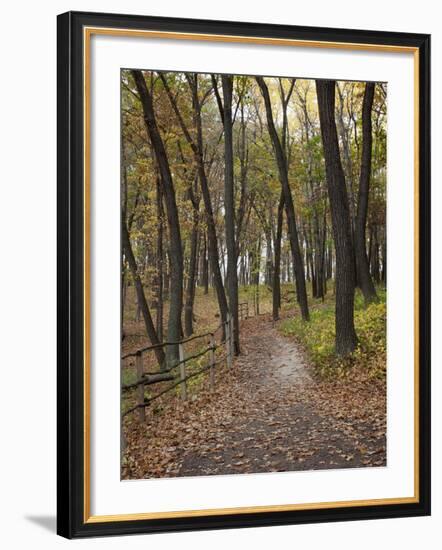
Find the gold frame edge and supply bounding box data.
[82,26,420,524]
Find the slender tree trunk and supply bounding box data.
[121,149,128,340]
[336,84,356,235]
[319,210,327,299]
[163,248,170,301]
[184,210,199,336]
[326,243,333,280]
[221,75,240,354]
[184,177,200,336]
[354,82,378,304]
[160,72,228,334]
[256,76,309,321]
[156,176,164,342]
[201,231,209,294]
[316,79,357,356]
[252,238,261,315]
[305,224,317,297]
[381,235,387,284]
[273,191,284,320]
[371,225,381,283]
[132,70,183,365]
[265,228,273,288]
[122,220,165,367]
[194,134,228,334]
[121,266,128,339]
[313,211,326,301]
[121,248,126,338]
[235,99,249,258]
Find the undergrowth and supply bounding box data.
[280,287,386,380]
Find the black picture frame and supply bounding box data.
[57,10,431,539]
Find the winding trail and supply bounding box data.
[123,314,386,479]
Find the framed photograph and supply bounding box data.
[57,11,430,538]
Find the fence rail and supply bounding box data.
[121,328,219,360]
[122,313,237,420]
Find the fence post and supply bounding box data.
[209,334,215,389]
[246,302,249,319]
[136,351,145,422]
[227,315,233,368]
[178,343,187,401]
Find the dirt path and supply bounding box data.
[123,314,386,479]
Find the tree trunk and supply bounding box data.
[313,211,326,301]
[265,228,273,288]
[371,225,381,283]
[252,239,261,316]
[272,191,284,320]
[201,231,209,294]
[132,70,183,365]
[381,235,387,284]
[160,72,228,335]
[184,175,200,337]
[122,220,165,367]
[155,176,164,342]
[184,209,199,336]
[162,248,170,302]
[336,84,357,235]
[256,76,309,321]
[316,79,357,356]
[354,82,378,304]
[193,114,228,335]
[221,75,240,354]
[121,266,128,340]
[326,243,333,280]
[235,98,249,258]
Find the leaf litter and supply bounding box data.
[122,314,386,479]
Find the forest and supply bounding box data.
[121,70,387,479]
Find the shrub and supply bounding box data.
[280,288,386,379]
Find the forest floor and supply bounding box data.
[122,308,386,479]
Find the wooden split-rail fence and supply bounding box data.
[121,306,248,423]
